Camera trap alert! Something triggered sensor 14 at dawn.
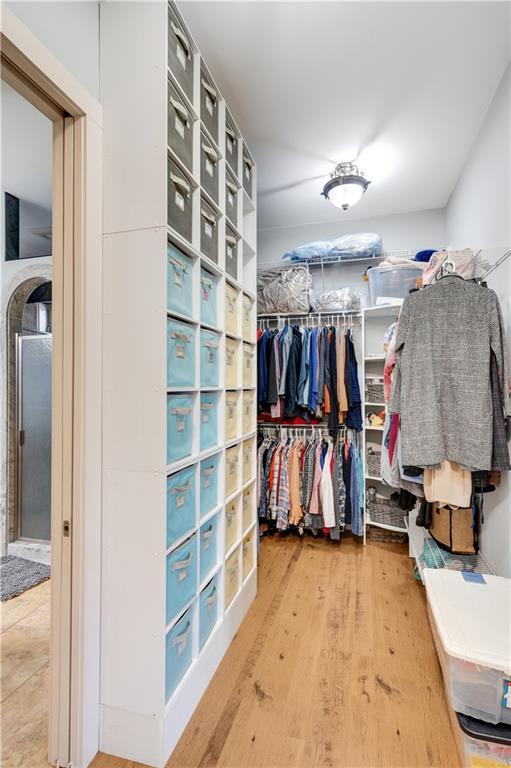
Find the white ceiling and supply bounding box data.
[179,1,511,231]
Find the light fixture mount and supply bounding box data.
[321,161,370,211]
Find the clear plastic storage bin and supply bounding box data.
[368,264,422,305]
[449,703,511,768]
[424,569,511,726]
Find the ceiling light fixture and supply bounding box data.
[321,161,370,211]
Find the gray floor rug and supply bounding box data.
[0,555,51,601]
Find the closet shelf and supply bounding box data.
[365,402,386,407]
[366,517,406,533]
[365,474,383,482]
[365,425,384,431]
[259,249,415,272]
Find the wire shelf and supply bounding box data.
[258,249,416,273]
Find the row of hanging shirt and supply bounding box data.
[256,315,363,437]
[257,426,364,540]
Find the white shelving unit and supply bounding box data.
[362,305,402,544]
[100,4,257,766]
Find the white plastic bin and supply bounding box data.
[368,264,422,305]
[424,569,511,726]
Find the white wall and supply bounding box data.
[258,207,446,306]
[446,63,511,578]
[5,1,100,99]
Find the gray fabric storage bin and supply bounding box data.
[242,149,254,198]
[168,5,194,103]
[200,133,219,204]
[200,68,218,145]
[200,198,219,264]
[225,111,239,176]
[225,170,239,228]
[168,157,193,243]
[168,79,193,172]
[225,225,239,281]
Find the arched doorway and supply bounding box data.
[2,269,52,559]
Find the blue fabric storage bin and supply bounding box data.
[166,533,197,625]
[165,605,193,701]
[167,393,194,464]
[199,574,219,651]
[200,453,220,517]
[166,465,196,549]
[200,329,220,388]
[200,393,218,451]
[199,513,218,583]
[200,268,217,326]
[167,244,193,318]
[167,317,195,388]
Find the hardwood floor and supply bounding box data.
[92,536,460,768]
[1,579,51,768]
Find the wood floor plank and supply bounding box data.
[1,599,51,703]
[0,663,49,768]
[0,580,51,634]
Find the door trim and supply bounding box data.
[1,8,103,768]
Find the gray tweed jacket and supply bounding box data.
[389,276,510,471]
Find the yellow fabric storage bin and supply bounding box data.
[225,392,240,441]
[225,338,239,388]
[242,390,254,435]
[224,547,240,609]
[225,444,240,498]
[242,294,254,341]
[225,283,240,337]
[224,496,239,553]
[242,438,254,484]
[242,529,254,579]
[242,343,255,388]
[242,483,255,532]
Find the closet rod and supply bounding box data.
[257,310,362,319]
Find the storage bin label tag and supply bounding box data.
[208,350,216,363]
[227,135,233,154]
[227,245,233,259]
[228,190,234,207]
[175,190,185,211]
[205,94,214,116]
[205,157,214,176]
[204,221,213,238]
[202,411,210,423]
[503,679,511,709]
[176,418,185,432]
[176,495,185,509]
[175,344,185,358]
[173,268,183,286]
[177,568,187,582]
[175,115,185,139]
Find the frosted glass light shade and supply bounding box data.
[327,182,365,210]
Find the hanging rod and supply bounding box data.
[257,310,362,319]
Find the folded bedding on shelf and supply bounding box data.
[257,265,311,314]
[282,232,382,262]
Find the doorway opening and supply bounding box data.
[1,78,54,766]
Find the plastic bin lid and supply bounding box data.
[423,569,511,674]
[370,263,422,272]
[457,713,511,746]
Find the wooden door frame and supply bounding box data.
[1,9,103,768]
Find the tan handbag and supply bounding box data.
[429,504,478,555]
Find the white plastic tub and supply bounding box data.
[368,264,422,305]
[424,569,511,726]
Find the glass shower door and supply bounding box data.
[17,334,52,541]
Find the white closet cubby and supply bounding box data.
[100,3,257,765]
